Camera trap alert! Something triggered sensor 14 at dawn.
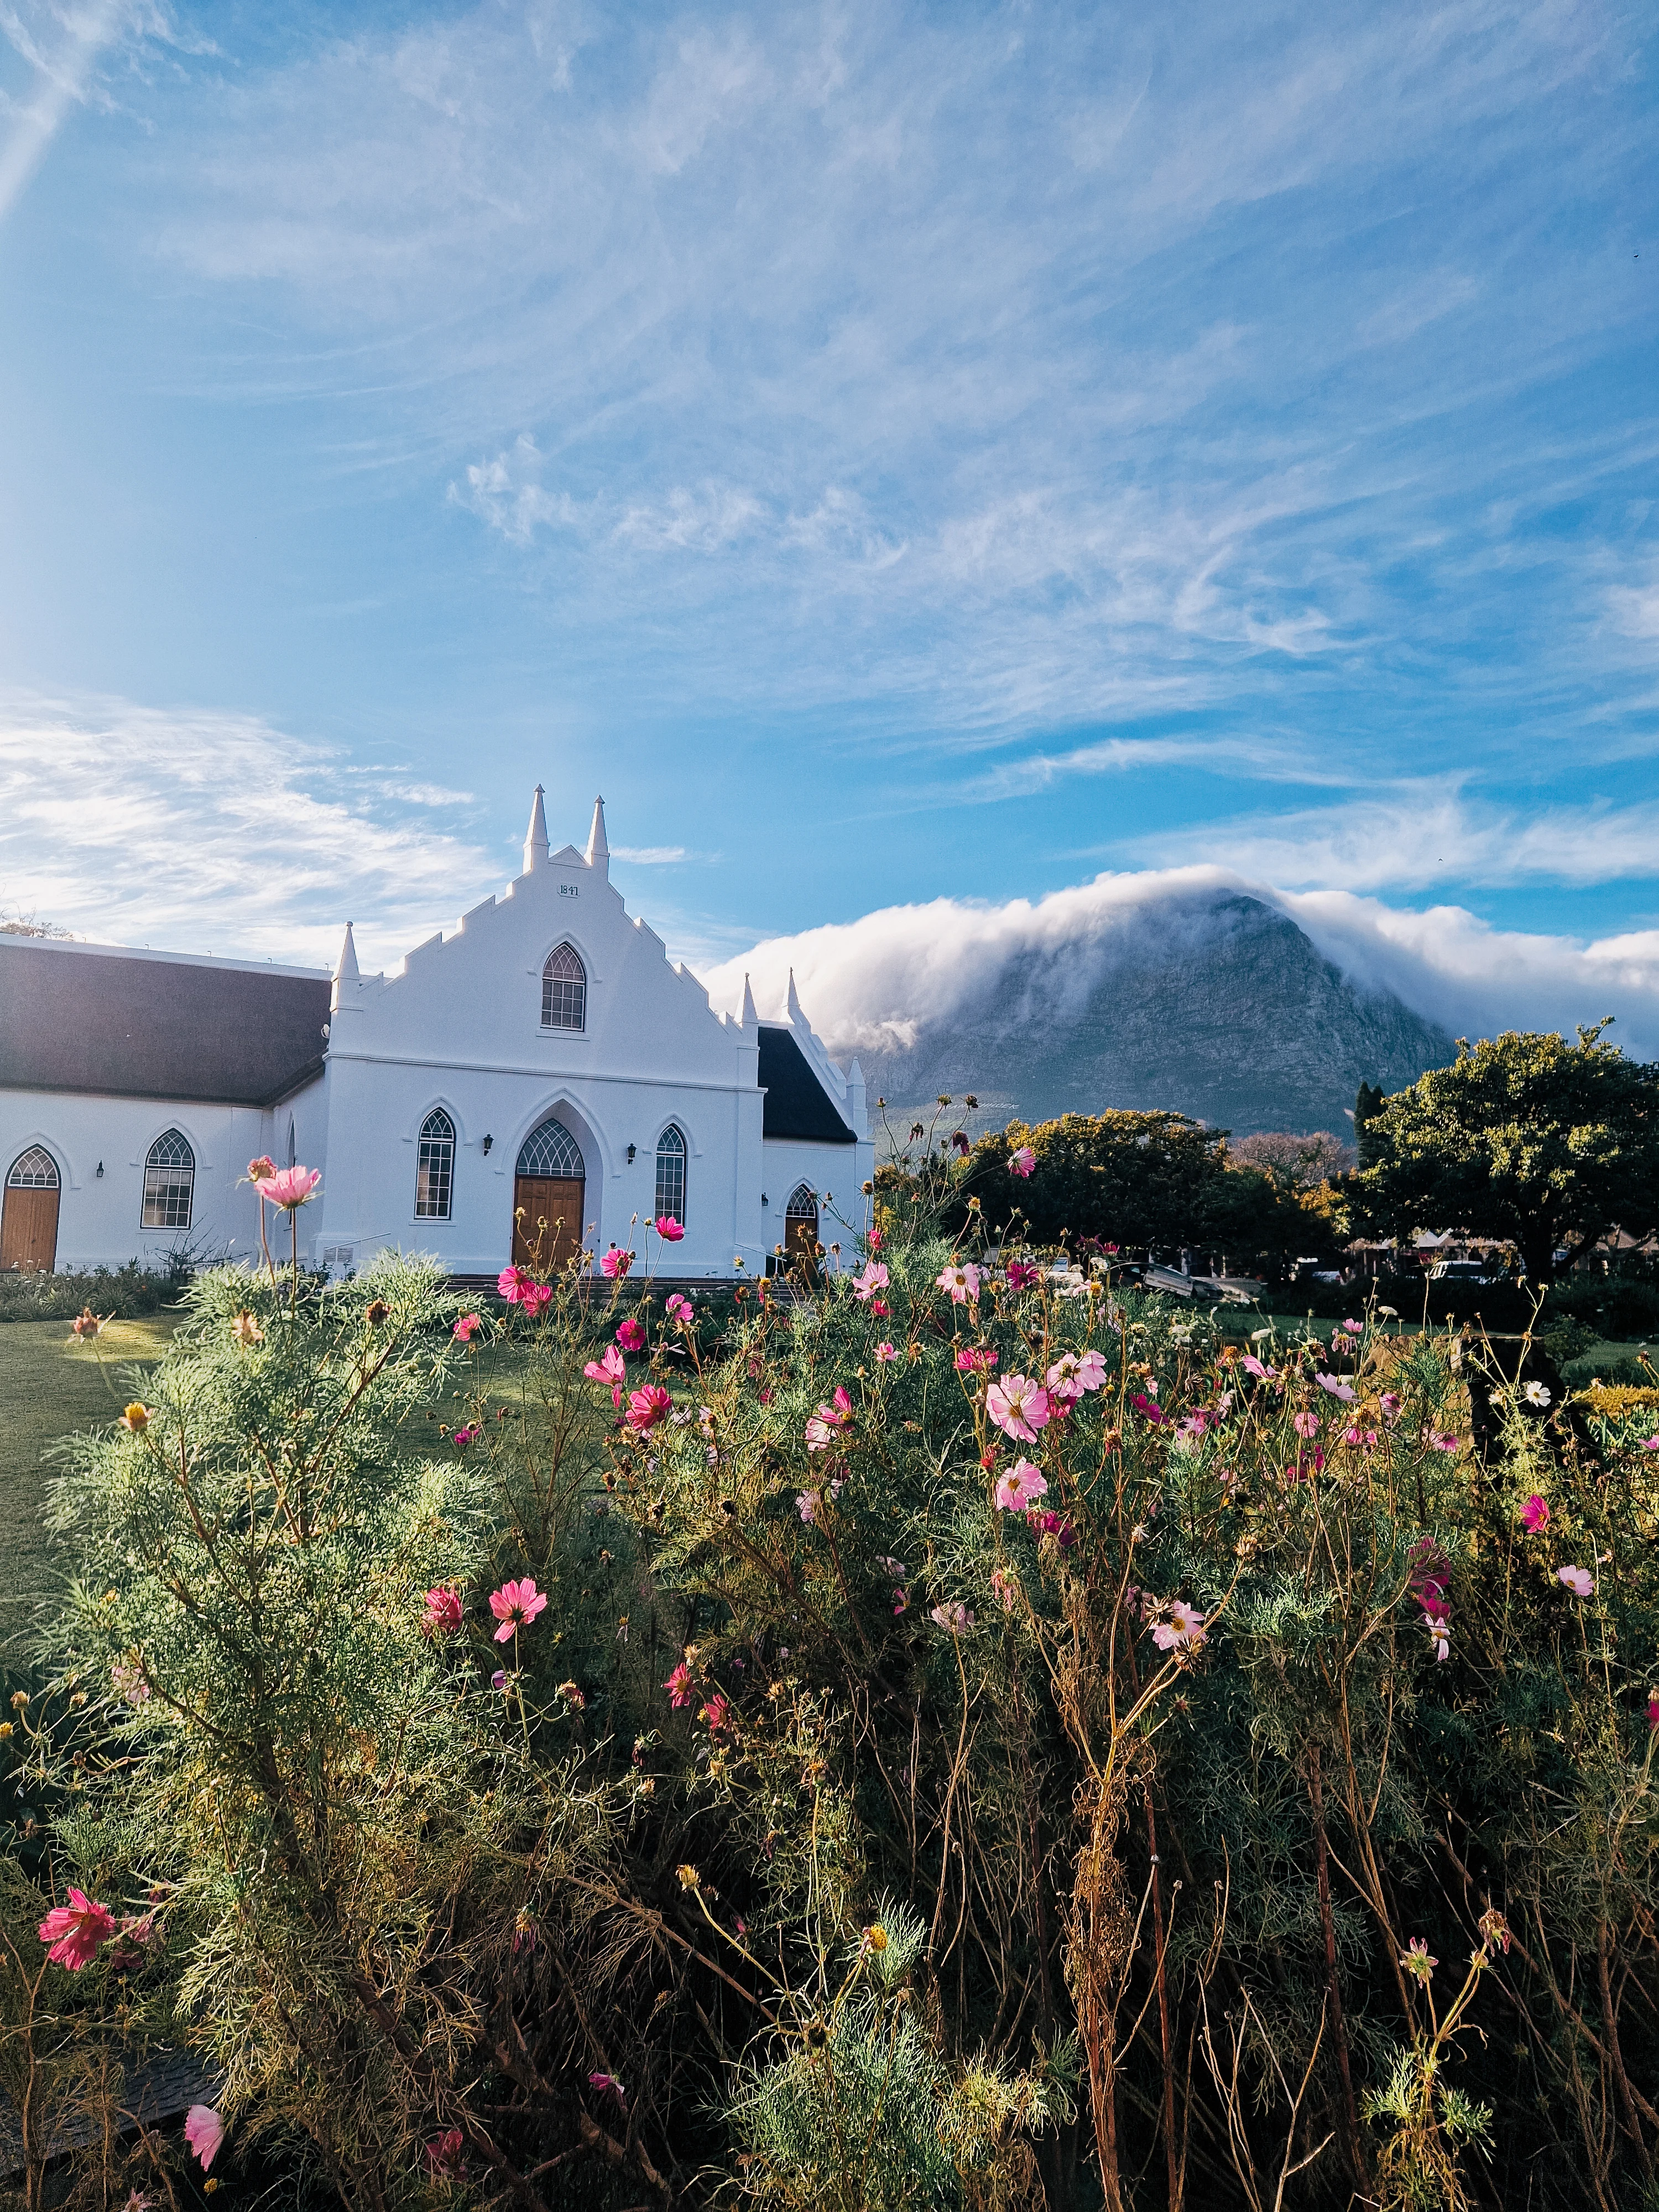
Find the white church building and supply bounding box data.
[0,794,873,1285]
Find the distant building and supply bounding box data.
[0,793,872,1282]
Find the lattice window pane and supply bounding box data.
[784,1182,818,1222]
[415,1109,455,1220]
[654,1126,686,1225]
[517,1117,584,1178]
[541,944,587,1031]
[6,1147,59,1190]
[142,1130,194,1229]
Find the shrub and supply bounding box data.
[0,1259,187,1323]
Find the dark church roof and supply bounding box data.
[757,1024,856,1144]
[0,939,332,1107]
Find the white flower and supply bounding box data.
[1522,1381,1552,1408]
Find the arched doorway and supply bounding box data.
[783,1182,820,1273]
[2,1147,60,1272]
[513,1117,586,1272]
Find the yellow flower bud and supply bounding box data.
[120,1404,149,1432]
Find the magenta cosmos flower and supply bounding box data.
[1557,1564,1595,1599]
[955,1346,997,1374]
[1008,1145,1036,1178]
[654,1215,685,1242]
[421,1587,463,1637]
[497,1266,531,1302]
[1521,1494,1551,1532]
[38,1888,117,1970]
[615,1318,646,1352]
[994,1459,1048,1512]
[252,1165,321,1211]
[665,1292,694,1322]
[625,1383,672,1433]
[664,1660,695,1708]
[452,1312,483,1342]
[584,1344,626,1386]
[986,1374,1051,1443]
[184,2106,225,2172]
[489,1578,549,1642]
[805,1385,853,1452]
[599,1245,633,1279]
[875,1341,899,1362]
[588,2071,627,2107]
[1005,1260,1042,1291]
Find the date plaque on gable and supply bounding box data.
[559,882,580,898]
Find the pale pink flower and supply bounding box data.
[1009,1145,1036,1178]
[1151,1601,1206,1653]
[111,1657,149,1704]
[930,1600,974,1635]
[654,1215,685,1243]
[986,1374,1051,1443]
[805,1385,853,1452]
[252,1165,320,1211]
[1521,1494,1550,1532]
[421,1587,463,1638]
[1401,1937,1437,1984]
[994,1458,1049,1512]
[875,1342,899,1363]
[991,1567,1020,1611]
[489,1578,549,1642]
[796,1490,822,1525]
[1242,1355,1277,1380]
[615,1319,646,1352]
[1340,1319,1363,1335]
[852,1260,889,1302]
[184,2106,225,2172]
[452,1312,483,1342]
[1316,1373,1357,1402]
[665,1293,694,1322]
[936,1261,982,1304]
[1293,1410,1319,1439]
[38,1888,116,1970]
[625,1383,672,1433]
[1422,1612,1451,1662]
[1428,1432,1460,1454]
[1379,1390,1401,1423]
[1557,1564,1595,1599]
[599,1246,632,1280]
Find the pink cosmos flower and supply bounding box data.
[891,1586,909,1614]
[665,1292,693,1322]
[424,2128,465,2178]
[246,1155,276,1183]
[1648,1691,1659,1732]
[1029,1507,1077,1549]
[875,1341,899,1363]
[1407,1540,1449,1613]
[868,1227,883,1250]
[1422,1612,1451,1662]
[1521,1494,1551,1532]
[930,1600,974,1635]
[184,2107,225,2172]
[1558,1564,1595,1599]
[700,1693,731,1734]
[626,1383,672,1433]
[38,1888,116,1970]
[1642,1437,1659,1452]
[1131,1391,1168,1427]
[599,1246,632,1280]
[1293,1410,1320,1439]
[992,1567,1019,1611]
[584,1343,627,1385]
[520,1281,554,1319]
[1340,1318,1364,1335]
[936,1261,982,1304]
[498,1266,531,1303]
[805,1385,853,1452]
[1401,1938,1437,1984]
[852,1260,889,1302]
[994,1458,1048,1512]
[1241,1354,1277,1380]
[654,1215,685,1242]
[588,2072,626,2109]
[955,1346,997,1374]
[615,1318,646,1352]
[1151,1601,1206,1653]
[1428,1432,1460,1454]
[421,1587,463,1638]
[1004,1260,1040,1292]
[664,1662,695,1709]
[1379,1391,1401,1424]
[489,1578,549,1642]
[452,1312,483,1342]
[111,1658,149,1704]
[796,1490,822,1525]
[452,1423,480,1449]
[1009,1145,1036,1178]
[1316,1373,1357,1402]
[252,1165,320,1211]
[986,1374,1051,1443]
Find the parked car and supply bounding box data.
[1427,1259,1500,1285]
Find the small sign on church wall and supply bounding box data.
[560,883,580,898]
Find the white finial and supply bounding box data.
[740,972,759,1027]
[786,967,805,1024]
[586,794,609,873]
[524,784,549,874]
[330,922,360,1015]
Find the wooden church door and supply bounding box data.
[783,1183,820,1274]
[512,1117,586,1272]
[2,1147,60,1272]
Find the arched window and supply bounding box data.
[541,943,587,1031]
[415,1108,455,1219]
[6,1147,59,1190]
[142,1130,195,1230]
[654,1125,686,1226]
[517,1117,585,1179]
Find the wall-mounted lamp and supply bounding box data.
[626,1143,637,1164]
[481,1134,494,1156]
[761,1192,768,1207]
[96,1162,104,1179]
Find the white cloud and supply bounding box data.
[0,691,502,973]
[612,844,687,865]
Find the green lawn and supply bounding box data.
[0,1313,181,1656]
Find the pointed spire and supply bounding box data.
[786,967,805,1025]
[330,922,360,1016]
[524,784,549,874]
[740,972,759,1028]
[586,794,609,874]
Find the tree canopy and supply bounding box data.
[1354,1023,1659,1280]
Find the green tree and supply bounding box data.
[1355,1022,1659,1281]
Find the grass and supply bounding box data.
[0,1312,181,1656]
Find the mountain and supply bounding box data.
[854,889,1454,1136]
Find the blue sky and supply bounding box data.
[1,1,1657,1031]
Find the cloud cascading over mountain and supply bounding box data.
[704,873,1659,1135]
